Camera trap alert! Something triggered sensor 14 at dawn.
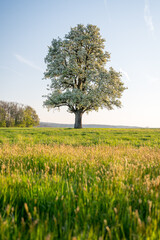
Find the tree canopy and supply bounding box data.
[43,24,126,128]
[0,101,40,127]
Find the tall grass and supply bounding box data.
[0,128,160,239]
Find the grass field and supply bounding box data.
[0,128,160,239]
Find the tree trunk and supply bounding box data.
[74,111,83,128]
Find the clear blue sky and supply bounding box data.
[1,0,160,127]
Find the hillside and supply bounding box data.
[39,122,141,128]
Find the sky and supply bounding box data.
[1,0,160,127]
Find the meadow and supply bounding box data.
[0,128,160,239]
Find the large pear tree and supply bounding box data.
[43,24,126,128]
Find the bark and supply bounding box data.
[74,111,83,128]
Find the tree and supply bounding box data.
[0,106,6,127]
[24,106,40,127]
[43,24,126,128]
[0,101,40,127]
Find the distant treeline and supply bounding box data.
[0,101,40,127]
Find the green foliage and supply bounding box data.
[0,120,6,127]
[24,106,40,127]
[43,24,126,128]
[0,107,6,127]
[0,128,160,239]
[0,101,40,128]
